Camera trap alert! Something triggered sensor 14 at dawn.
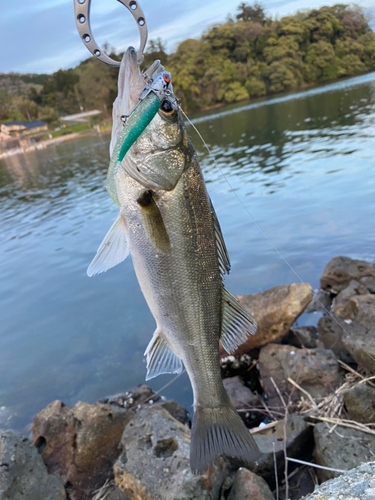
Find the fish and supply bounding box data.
[88,47,260,474]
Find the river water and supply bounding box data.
[1,72,375,430]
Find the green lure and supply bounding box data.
[106,91,161,206]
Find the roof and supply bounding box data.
[2,121,24,127]
[23,120,47,129]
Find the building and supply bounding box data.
[0,120,48,136]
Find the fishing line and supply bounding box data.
[180,107,375,364]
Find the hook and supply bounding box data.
[74,0,148,66]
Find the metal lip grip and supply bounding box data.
[74,0,148,66]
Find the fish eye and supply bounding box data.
[160,99,174,113]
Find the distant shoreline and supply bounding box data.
[0,128,104,160]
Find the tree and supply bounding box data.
[236,2,266,25]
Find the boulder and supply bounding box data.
[227,283,313,355]
[227,468,275,500]
[31,397,135,500]
[0,429,66,500]
[158,400,190,425]
[332,280,368,317]
[252,414,313,476]
[223,376,258,410]
[317,316,353,363]
[320,256,375,293]
[283,326,317,349]
[340,294,375,373]
[343,383,375,424]
[313,422,375,482]
[113,405,228,500]
[300,461,375,500]
[305,288,332,313]
[258,344,342,409]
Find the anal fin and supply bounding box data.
[220,288,257,354]
[87,211,129,277]
[144,331,183,381]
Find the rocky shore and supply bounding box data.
[1,255,375,500]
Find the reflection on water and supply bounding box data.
[1,72,375,429]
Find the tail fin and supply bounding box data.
[190,403,260,474]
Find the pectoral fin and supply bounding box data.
[87,212,129,277]
[220,288,257,354]
[137,190,170,253]
[144,330,183,380]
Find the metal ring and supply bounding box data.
[74,0,148,66]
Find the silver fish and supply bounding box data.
[88,48,260,474]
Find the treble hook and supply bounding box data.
[74,0,148,66]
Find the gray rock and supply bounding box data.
[159,400,189,424]
[317,316,353,363]
[258,344,342,409]
[305,288,332,313]
[223,376,258,410]
[341,294,375,373]
[320,256,375,293]
[253,414,313,476]
[314,422,375,482]
[360,276,375,293]
[284,326,318,349]
[300,461,375,500]
[220,283,313,355]
[0,429,66,500]
[227,468,275,500]
[114,405,228,500]
[343,383,375,423]
[333,280,368,317]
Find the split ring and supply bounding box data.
[74,0,148,66]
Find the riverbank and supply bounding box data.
[0,126,110,160]
[1,255,375,500]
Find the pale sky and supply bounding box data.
[1,0,374,74]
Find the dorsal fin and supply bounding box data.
[220,287,257,354]
[209,198,230,275]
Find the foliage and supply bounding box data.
[1,2,375,121]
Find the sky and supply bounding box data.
[1,0,375,75]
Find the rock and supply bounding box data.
[317,316,353,363]
[305,288,332,313]
[360,276,375,293]
[313,422,375,482]
[258,344,342,409]
[283,326,317,349]
[341,295,375,373]
[227,468,275,500]
[31,398,134,500]
[92,482,129,500]
[114,405,228,500]
[220,354,254,378]
[228,283,313,355]
[333,280,368,317]
[343,383,375,423]
[320,256,375,293]
[158,400,190,425]
[0,429,66,500]
[223,376,258,410]
[252,414,313,476]
[300,461,375,500]
[99,384,160,408]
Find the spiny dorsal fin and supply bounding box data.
[209,198,230,275]
[220,287,257,354]
[144,331,183,381]
[87,212,129,277]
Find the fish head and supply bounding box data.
[112,48,188,192]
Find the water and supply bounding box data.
[1,73,375,430]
